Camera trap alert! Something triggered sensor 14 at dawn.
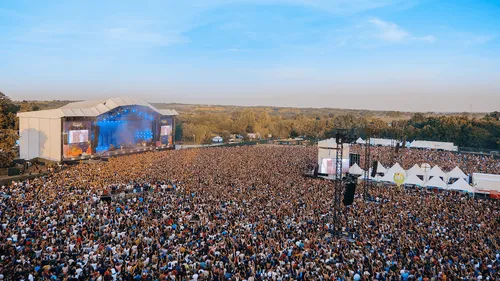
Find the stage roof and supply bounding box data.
[17,97,178,118]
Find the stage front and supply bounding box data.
[17,97,178,162]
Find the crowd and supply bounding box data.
[350,145,500,175]
[0,145,499,280]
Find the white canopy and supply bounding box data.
[355,137,365,144]
[428,165,447,179]
[376,162,387,173]
[348,163,364,175]
[446,166,468,180]
[404,174,424,186]
[448,178,474,193]
[407,164,425,176]
[379,173,395,183]
[387,163,406,176]
[318,138,337,148]
[425,176,447,189]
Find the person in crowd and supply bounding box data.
[0,146,498,280]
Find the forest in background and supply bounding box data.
[1,93,499,167]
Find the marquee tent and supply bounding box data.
[379,172,396,183]
[348,163,364,175]
[387,163,406,176]
[428,165,447,181]
[448,178,474,193]
[407,164,425,176]
[404,174,424,186]
[355,137,365,144]
[446,166,468,181]
[425,176,447,189]
[376,162,387,174]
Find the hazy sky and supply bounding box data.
[1,0,499,112]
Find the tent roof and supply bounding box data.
[355,137,365,144]
[425,176,447,189]
[17,96,178,118]
[349,163,364,175]
[388,163,406,175]
[447,166,468,179]
[407,164,425,176]
[377,161,387,172]
[448,178,474,193]
[404,174,424,186]
[428,165,447,177]
[318,138,337,148]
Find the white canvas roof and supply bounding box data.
[446,166,468,180]
[428,165,447,178]
[407,164,425,176]
[404,174,424,186]
[318,138,337,148]
[448,178,474,193]
[17,96,178,118]
[425,176,447,189]
[355,137,365,144]
[387,163,406,175]
[379,171,396,183]
[348,163,364,175]
[376,161,387,173]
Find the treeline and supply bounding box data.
[176,110,500,150]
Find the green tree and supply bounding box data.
[0,92,19,167]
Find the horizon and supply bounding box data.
[1,0,499,112]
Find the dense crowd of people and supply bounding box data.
[0,145,499,280]
[350,145,500,175]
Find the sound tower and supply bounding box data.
[314,165,319,177]
[395,143,400,153]
[343,180,357,206]
[371,160,378,178]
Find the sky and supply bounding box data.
[1,0,499,112]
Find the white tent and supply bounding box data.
[428,165,447,181]
[355,137,365,144]
[387,163,406,176]
[348,163,364,175]
[376,162,387,173]
[425,176,447,189]
[447,178,474,193]
[379,172,395,183]
[446,166,468,181]
[404,174,424,186]
[407,164,425,176]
